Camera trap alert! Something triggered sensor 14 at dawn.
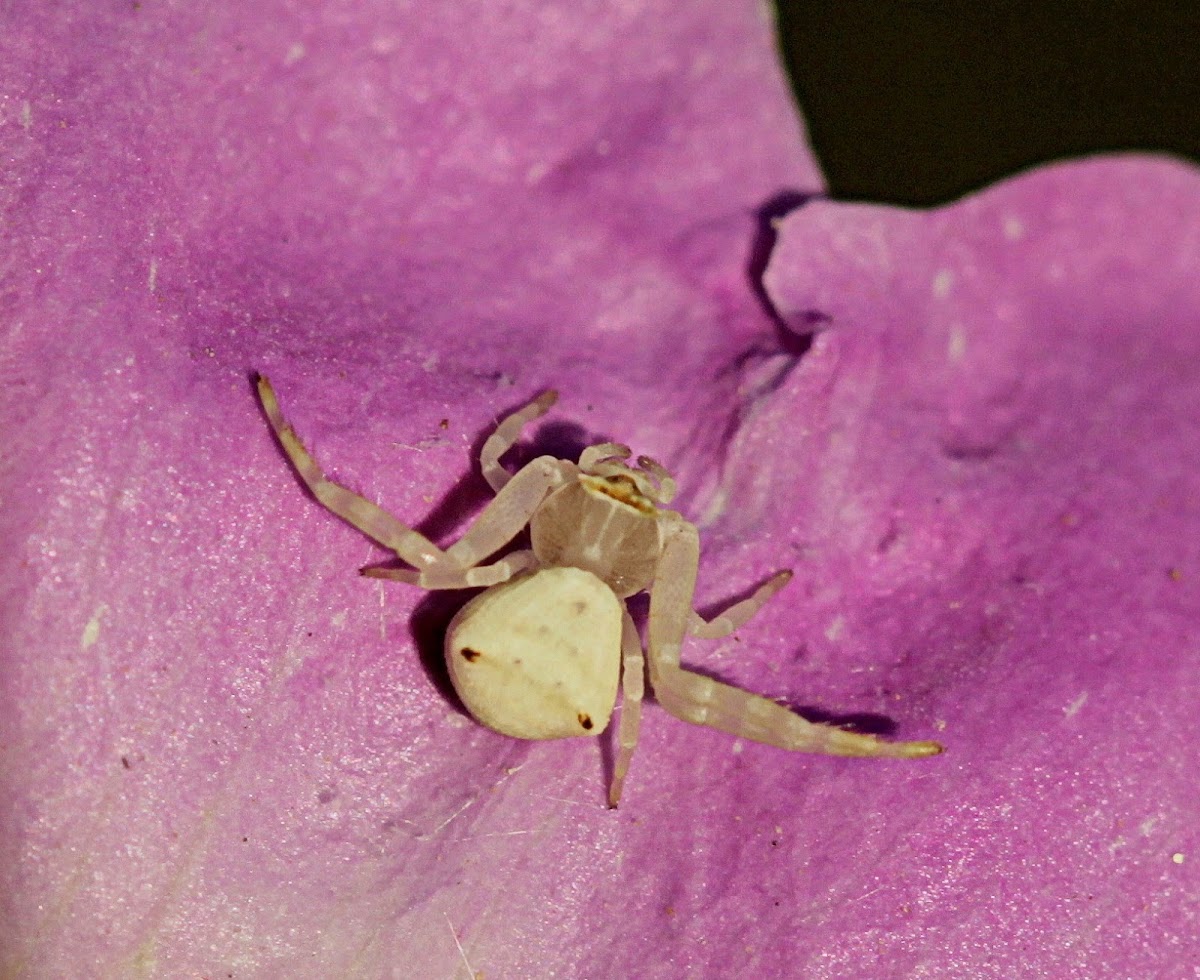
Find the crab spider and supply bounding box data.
[255,377,942,807]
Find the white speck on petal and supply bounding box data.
[525,161,550,185]
[947,322,967,362]
[81,604,106,650]
[824,615,845,642]
[1064,691,1088,718]
[932,268,954,298]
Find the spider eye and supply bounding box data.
[580,473,657,514]
[634,455,677,504]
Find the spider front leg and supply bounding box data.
[258,375,564,590]
[258,375,447,570]
[479,389,558,492]
[647,520,942,759]
[387,453,568,589]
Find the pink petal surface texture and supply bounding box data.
[754,156,1200,976]
[3,2,1199,979]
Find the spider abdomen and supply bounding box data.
[445,566,623,740]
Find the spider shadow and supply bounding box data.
[406,587,475,713]
[393,400,597,548]
[775,703,902,739]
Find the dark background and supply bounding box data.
[777,1,1200,205]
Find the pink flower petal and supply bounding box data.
[3,2,827,976]
[753,156,1200,976]
[7,0,1197,973]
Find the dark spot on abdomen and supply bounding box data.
[461,647,482,662]
[578,713,593,730]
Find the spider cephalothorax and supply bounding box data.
[256,377,942,806]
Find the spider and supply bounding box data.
[256,376,942,806]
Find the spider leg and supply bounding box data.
[375,453,565,590]
[648,521,942,760]
[257,375,445,570]
[479,390,558,492]
[689,570,793,639]
[579,442,631,471]
[259,376,563,589]
[635,455,677,503]
[608,608,645,808]
[443,456,565,569]
[362,549,538,589]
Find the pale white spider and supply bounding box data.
[256,377,942,806]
